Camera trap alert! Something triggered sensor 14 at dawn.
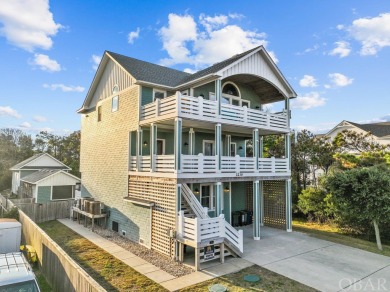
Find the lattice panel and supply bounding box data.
[246,181,253,211]
[263,180,286,229]
[129,176,176,257]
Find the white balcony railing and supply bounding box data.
[140,93,288,131]
[130,154,289,175]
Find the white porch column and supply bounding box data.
[253,129,259,170]
[136,127,143,172]
[215,182,223,216]
[174,118,182,173]
[285,97,291,128]
[175,183,182,261]
[259,136,264,158]
[286,179,292,232]
[215,79,222,116]
[253,180,260,240]
[260,180,264,226]
[150,123,157,172]
[215,123,222,172]
[225,135,231,156]
[189,128,195,155]
[285,133,291,171]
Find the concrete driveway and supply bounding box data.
[241,226,390,291]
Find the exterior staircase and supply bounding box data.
[179,183,243,256]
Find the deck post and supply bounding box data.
[215,78,222,116]
[260,180,264,226]
[215,123,222,172]
[286,179,292,232]
[253,180,260,240]
[259,136,264,158]
[253,129,259,171]
[215,182,223,216]
[285,96,290,127]
[225,135,231,156]
[136,127,143,172]
[150,123,157,172]
[220,243,225,263]
[174,118,182,173]
[189,128,195,155]
[285,133,291,171]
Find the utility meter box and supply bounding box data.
[0,218,21,253]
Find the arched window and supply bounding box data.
[222,83,239,97]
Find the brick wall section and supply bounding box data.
[80,86,152,248]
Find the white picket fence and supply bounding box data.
[140,93,288,130]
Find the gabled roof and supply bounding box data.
[348,121,390,138]
[20,169,80,184]
[10,153,71,171]
[107,51,191,88]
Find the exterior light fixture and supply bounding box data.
[194,188,200,194]
[224,186,230,192]
[238,146,243,150]
[143,141,148,147]
[184,142,189,147]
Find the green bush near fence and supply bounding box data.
[1,206,19,220]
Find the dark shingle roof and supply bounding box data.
[107,51,191,87]
[21,169,62,184]
[348,121,390,137]
[10,153,45,170]
[108,46,261,88]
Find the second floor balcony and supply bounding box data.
[140,93,289,133]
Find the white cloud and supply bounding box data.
[128,27,140,44]
[329,41,351,58]
[0,0,62,51]
[328,73,353,87]
[291,92,326,110]
[32,54,61,72]
[293,122,336,134]
[158,13,273,68]
[299,75,318,87]
[19,121,31,128]
[91,54,101,70]
[33,115,47,122]
[183,68,197,74]
[0,106,21,118]
[342,13,390,55]
[296,44,320,55]
[43,83,85,92]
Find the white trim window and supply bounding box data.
[200,184,214,210]
[221,82,250,107]
[112,95,119,112]
[203,140,215,156]
[153,89,166,101]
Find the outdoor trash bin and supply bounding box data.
[240,210,248,226]
[246,210,253,225]
[232,211,241,227]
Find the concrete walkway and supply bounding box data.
[241,225,390,291]
[58,219,252,291]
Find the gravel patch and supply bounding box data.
[89,226,194,277]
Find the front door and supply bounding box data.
[157,139,165,155]
[203,141,214,156]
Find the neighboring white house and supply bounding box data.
[325,120,390,147]
[10,153,71,195]
[20,169,81,203]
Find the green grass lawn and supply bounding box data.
[39,220,166,291]
[293,219,390,257]
[180,265,316,292]
[32,265,52,292]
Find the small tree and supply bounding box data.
[326,165,390,250]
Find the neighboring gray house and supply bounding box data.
[20,169,81,203]
[10,153,71,195]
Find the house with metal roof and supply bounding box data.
[78,46,296,269]
[10,153,71,195]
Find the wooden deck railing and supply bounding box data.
[140,93,288,131]
[130,154,289,175]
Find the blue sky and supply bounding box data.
[0,0,390,134]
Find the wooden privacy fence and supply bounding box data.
[0,193,73,223]
[19,211,105,292]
